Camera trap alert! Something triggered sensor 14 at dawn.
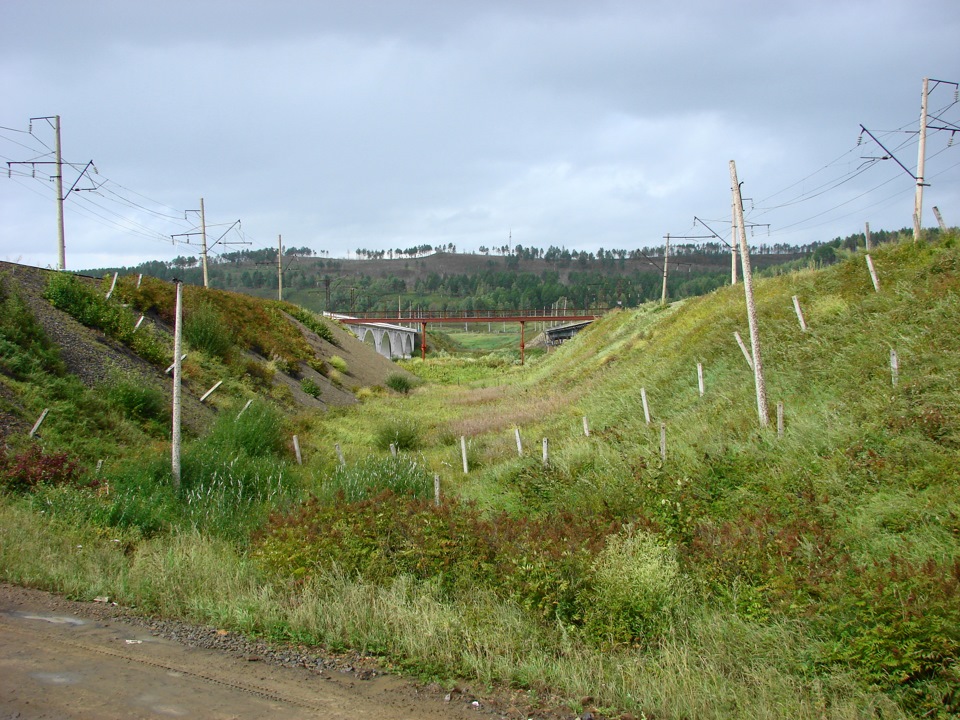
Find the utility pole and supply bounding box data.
[661,233,670,305]
[7,116,97,271]
[53,115,65,270]
[914,77,929,241]
[277,235,283,302]
[730,199,738,284]
[199,198,209,287]
[172,280,183,489]
[730,160,769,428]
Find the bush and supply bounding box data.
[286,306,338,345]
[374,419,421,451]
[105,375,169,426]
[300,377,322,398]
[329,355,348,374]
[384,373,415,394]
[582,527,682,646]
[205,402,286,458]
[0,277,65,378]
[0,445,85,493]
[184,300,233,358]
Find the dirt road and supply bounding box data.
[0,584,500,720]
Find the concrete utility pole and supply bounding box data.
[172,280,183,489]
[914,77,929,241]
[661,233,670,305]
[731,200,738,284]
[54,115,65,271]
[199,198,209,287]
[277,235,283,302]
[730,160,769,428]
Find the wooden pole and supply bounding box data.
[390,443,398,458]
[172,281,183,489]
[293,435,302,465]
[236,398,253,419]
[641,387,651,425]
[734,331,753,370]
[199,380,223,403]
[461,436,469,474]
[542,437,549,466]
[792,295,808,332]
[697,362,704,397]
[105,272,118,300]
[731,200,738,285]
[730,160,769,427]
[515,427,523,456]
[29,408,49,438]
[864,221,872,251]
[890,348,899,387]
[659,423,666,462]
[777,402,784,438]
[335,442,345,467]
[932,206,947,232]
[434,474,441,506]
[582,416,590,437]
[866,254,881,292]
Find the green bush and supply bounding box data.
[374,419,421,451]
[328,355,348,374]
[205,402,286,458]
[184,300,233,358]
[300,377,322,398]
[582,527,683,646]
[105,375,169,427]
[384,373,415,394]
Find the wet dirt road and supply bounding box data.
[0,584,490,720]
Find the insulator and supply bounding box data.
[857,133,863,146]
[954,88,959,102]
[949,131,955,148]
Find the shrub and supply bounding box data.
[374,419,421,451]
[384,373,415,394]
[205,402,286,458]
[0,445,85,493]
[300,377,322,399]
[184,300,233,358]
[329,355,348,374]
[582,527,682,646]
[105,375,169,425]
[0,277,65,378]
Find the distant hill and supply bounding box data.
[83,229,910,314]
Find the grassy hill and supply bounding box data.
[2,234,959,718]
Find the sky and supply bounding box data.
[1,0,958,272]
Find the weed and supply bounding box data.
[385,373,415,394]
[374,419,422,451]
[184,299,234,358]
[329,355,348,374]
[300,377,322,398]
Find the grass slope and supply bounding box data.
[2,236,959,718]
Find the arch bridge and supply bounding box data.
[333,309,604,364]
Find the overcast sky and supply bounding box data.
[2,1,958,271]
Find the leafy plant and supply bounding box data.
[328,355,348,374]
[0,445,85,493]
[300,377,322,398]
[384,373,415,394]
[374,419,421,451]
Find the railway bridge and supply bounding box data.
[332,309,604,363]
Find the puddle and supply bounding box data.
[17,613,86,626]
[31,672,82,685]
